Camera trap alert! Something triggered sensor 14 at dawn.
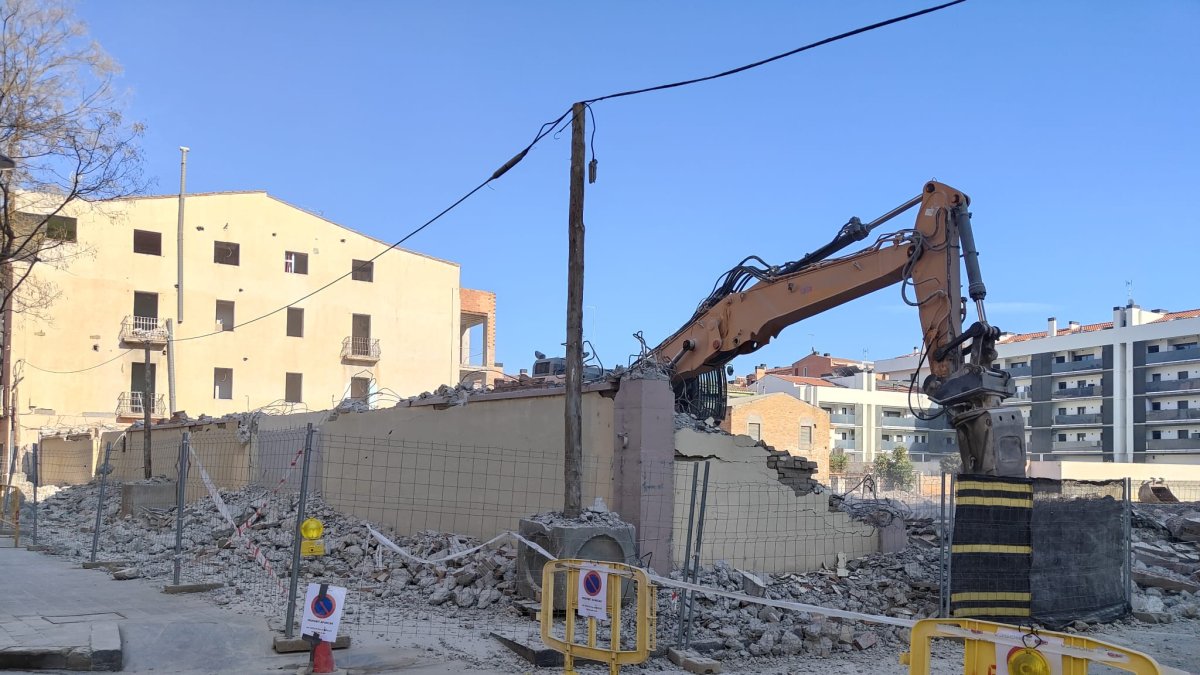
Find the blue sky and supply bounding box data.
[77,1,1199,376]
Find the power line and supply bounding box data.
[23,1,965,371]
[22,350,134,374]
[583,0,967,105]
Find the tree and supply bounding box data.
[938,452,963,475]
[0,0,145,316]
[888,446,916,490]
[827,450,848,474]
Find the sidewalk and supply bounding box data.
[0,541,518,674]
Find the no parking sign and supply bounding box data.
[577,565,609,619]
[300,583,347,642]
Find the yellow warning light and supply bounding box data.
[1007,647,1051,675]
[300,517,324,540]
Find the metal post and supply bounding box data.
[676,463,699,647]
[563,101,586,519]
[90,442,113,563]
[177,146,188,324]
[285,423,316,639]
[29,443,37,545]
[143,345,152,479]
[1123,476,1132,610]
[683,461,711,648]
[946,472,956,617]
[172,432,189,585]
[939,471,946,617]
[166,319,177,416]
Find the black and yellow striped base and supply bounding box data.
[950,475,1033,621]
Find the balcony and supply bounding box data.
[117,391,166,418]
[1052,359,1104,375]
[1146,345,1200,365]
[1051,440,1102,451]
[1147,438,1200,451]
[1053,413,1102,426]
[1146,408,1200,422]
[879,415,919,429]
[1006,364,1031,378]
[1145,378,1200,395]
[1052,385,1099,399]
[341,336,381,364]
[829,414,857,425]
[120,316,168,345]
[833,439,857,451]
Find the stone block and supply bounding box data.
[515,517,637,609]
[120,481,178,517]
[89,622,122,671]
[668,647,722,674]
[878,518,907,554]
[272,633,351,653]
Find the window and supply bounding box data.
[801,366,808,376]
[133,291,159,319]
[215,300,235,332]
[350,376,371,402]
[1076,433,1086,442]
[1152,373,1162,382]
[1057,407,1067,415]
[1076,380,1086,388]
[1055,355,1066,363]
[884,410,902,418]
[840,407,850,415]
[1177,342,1198,350]
[1151,401,1162,411]
[1181,430,1191,440]
[214,241,240,265]
[1057,433,1067,442]
[351,259,374,282]
[1010,361,1028,369]
[284,251,309,274]
[285,373,303,403]
[799,425,812,447]
[286,307,304,337]
[1179,400,1190,410]
[44,214,77,242]
[213,368,233,399]
[1058,382,1067,390]
[1152,430,1162,440]
[131,362,156,395]
[747,423,762,441]
[133,230,162,255]
[1076,406,1086,415]
[1148,345,1160,354]
[882,434,891,442]
[1179,371,1190,381]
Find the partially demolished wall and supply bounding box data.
[674,428,878,574]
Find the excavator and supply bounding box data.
[638,181,1026,477]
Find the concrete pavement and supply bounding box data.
[0,540,528,673]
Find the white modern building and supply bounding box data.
[753,372,957,466]
[874,302,1200,464]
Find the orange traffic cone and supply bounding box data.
[311,640,336,674]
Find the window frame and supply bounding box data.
[285,372,303,403]
[286,307,304,337]
[351,259,374,282]
[213,367,233,400]
[214,241,240,266]
[284,251,309,275]
[133,229,162,255]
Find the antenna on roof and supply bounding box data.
[1126,280,1134,305]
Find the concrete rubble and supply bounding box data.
[1129,503,1200,623]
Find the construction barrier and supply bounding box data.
[901,618,1186,674]
[539,559,656,675]
[950,477,1033,620]
[0,484,22,547]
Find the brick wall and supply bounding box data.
[719,393,832,476]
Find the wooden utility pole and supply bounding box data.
[564,102,586,519]
[143,345,152,479]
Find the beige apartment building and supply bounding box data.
[2,190,496,457]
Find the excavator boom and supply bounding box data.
[643,181,1026,477]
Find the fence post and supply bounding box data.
[676,464,699,647]
[173,432,190,585]
[683,461,711,649]
[1123,476,1132,611]
[939,471,946,617]
[29,443,38,546]
[90,442,113,563]
[284,423,315,639]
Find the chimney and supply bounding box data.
[519,368,528,376]
[752,365,767,383]
[1047,317,1057,337]
[1113,306,1125,328]
[1068,321,1081,332]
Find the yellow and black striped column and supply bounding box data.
[950,475,1033,619]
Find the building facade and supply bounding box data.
[874,303,1200,464]
[720,392,832,474]
[752,371,957,467]
[2,191,495,456]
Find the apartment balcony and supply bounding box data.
[879,415,919,429]
[1146,345,1200,365]
[1053,413,1103,426]
[829,414,857,425]
[1006,364,1031,378]
[1052,359,1104,375]
[1147,438,1200,451]
[1146,408,1200,422]
[119,316,168,345]
[1052,385,1099,399]
[1051,440,1102,451]
[341,337,381,364]
[833,439,857,451]
[1145,378,1200,395]
[117,391,166,418]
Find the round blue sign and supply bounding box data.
[582,570,603,597]
[311,594,336,619]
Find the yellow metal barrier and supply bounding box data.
[0,484,22,547]
[539,559,656,675]
[901,618,1187,674]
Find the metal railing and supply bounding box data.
[1053,413,1102,426]
[341,336,381,361]
[1146,408,1200,422]
[1052,385,1098,398]
[1051,440,1102,450]
[1146,345,1200,365]
[1145,378,1200,394]
[117,391,166,417]
[1051,359,1104,374]
[1146,437,1200,451]
[119,315,168,344]
[829,414,857,425]
[833,439,857,450]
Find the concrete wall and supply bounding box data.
[8,191,472,454]
[37,435,97,485]
[1029,460,1200,484]
[674,428,877,574]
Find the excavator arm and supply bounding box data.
[645,181,1026,476]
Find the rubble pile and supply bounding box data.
[674,412,723,433]
[657,525,941,660]
[1130,503,1200,623]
